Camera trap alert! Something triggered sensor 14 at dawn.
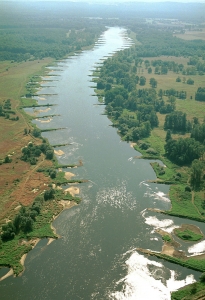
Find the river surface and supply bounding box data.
[0,27,204,300]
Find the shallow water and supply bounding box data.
[0,27,203,300]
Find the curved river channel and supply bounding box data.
[1,27,205,300]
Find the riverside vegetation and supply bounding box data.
[93,17,205,300]
[0,1,205,298]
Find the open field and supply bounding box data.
[0,59,55,225]
[174,28,205,41]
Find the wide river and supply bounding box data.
[1,27,204,300]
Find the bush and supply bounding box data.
[46,149,54,160]
[44,188,55,201]
[185,186,191,192]
[187,78,194,85]
[32,128,41,137]
[139,142,150,150]
[4,155,12,163]
[146,147,158,155]
[200,273,205,283]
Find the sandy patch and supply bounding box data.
[14,205,21,210]
[161,244,175,256]
[65,186,79,197]
[130,142,136,148]
[54,150,65,156]
[0,269,14,281]
[47,238,55,246]
[34,107,51,114]
[36,118,52,123]
[64,172,75,180]
[20,254,27,266]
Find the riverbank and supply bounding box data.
[0,57,84,278]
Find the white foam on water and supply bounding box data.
[144,190,170,203]
[96,181,137,211]
[144,215,173,229]
[142,213,179,233]
[188,240,205,254]
[166,270,195,291]
[108,251,196,300]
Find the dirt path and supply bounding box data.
[192,191,205,219]
[18,157,45,200]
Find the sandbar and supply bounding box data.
[0,269,14,281]
[65,186,79,197]
[64,172,75,180]
[54,149,65,156]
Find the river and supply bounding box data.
[0,27,203,300]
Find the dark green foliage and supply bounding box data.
[176,76,181,82]
[190,159,203,190]
[1,222,16,241]
[44,189,55,201]
[4,155,12,163]
[97,80,105,89]
[49,170,57,179]
[200,273,205,283]
[162,235,171,242]
[146,147,158,155]
[134,27,205,59]
[195,87,205,101]
[149,78,157,88]
[45,149,54,160]
[139,76,146,86]
[191,122,205,143]
[148,67,152,74]
[139,142,150,150]
[165,138,204,165]
[187,78,194,85]
[21,141,54,164]
[185,185,191,192]
[164,111,188,132]
[32,128,41,138]
[165,129,172,142]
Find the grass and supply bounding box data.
[0,199,62,275]
[171,282,205,300]
[174,228,203,241]
[162,235,172,242]
[165,185,205,222]
[0,238,32,275]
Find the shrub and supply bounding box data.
[185,186,191,192]
[146,147,158,155]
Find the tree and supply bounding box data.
[187,78,194,85]
[199,273,205,283]
[190,159,203,190]
[1,222,16,241]
[165,129,172,142]
[148,67,152,74]
[139,76,146,86]
[4,155,11,163]
[21,216,33,233]
[44,188,55,201]
[158,89,163,99]
[149,78,157,88]
[176,76,181,82]
[33,128,41,138]
[46,149,54,160]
